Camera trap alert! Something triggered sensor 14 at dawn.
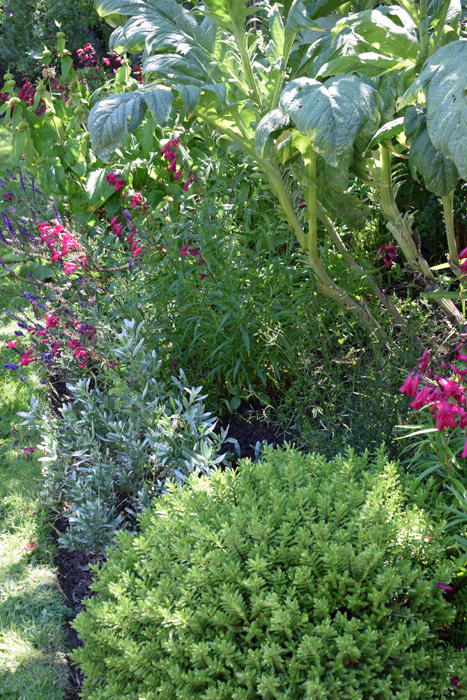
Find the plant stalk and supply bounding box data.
[442,191,458,267]
[319,208,405,326]
[379,146,463,324]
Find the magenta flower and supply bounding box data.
[451,678,461,688]
[64,263,78,275]
[179,244,190,256]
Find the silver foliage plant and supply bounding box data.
[20,319,226,551]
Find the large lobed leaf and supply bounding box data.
[399,40,467,181]
[279,73,380,168]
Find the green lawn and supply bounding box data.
[0,122,70,700]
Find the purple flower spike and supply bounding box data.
[19,375,24,382]
[4,363,18,370]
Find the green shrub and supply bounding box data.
[74,445,467,699]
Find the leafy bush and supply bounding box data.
[74,445,467,698]
[20,319,225,551]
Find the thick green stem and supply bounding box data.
[305,147,318,261]
[433,0,452,50]
[233,30,262,107]
[442,191,458,266]
[379,145,463,324]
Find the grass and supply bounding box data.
[0,129,70,699]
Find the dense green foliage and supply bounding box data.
[74,446,467,699]
[0,0,109,77]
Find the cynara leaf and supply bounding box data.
[317,161,369,229]
[332,7,419,61]
[88,92,146,162]
[279,74,379,168]
[202,0,252,32]
[404,106,458,196]
[142,85,175,123]
[364,117,404,153]
[255,109,290,158]
[399,40,467,179]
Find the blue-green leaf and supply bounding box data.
[279,74,379,167]
[88,92,146,162]
[405,106,458,196]
[142,85,175,123]
[255,109,289,158]
[399,41,467,179]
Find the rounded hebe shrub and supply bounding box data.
[73,446,467,699]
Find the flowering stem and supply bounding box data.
[379,145,463,324]
[318,208,405,326]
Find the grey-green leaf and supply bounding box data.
[279,74,379,167]
[142,85,175,124]
[88,92,146,162]
[255,109,289,158]
[405,106,458,196]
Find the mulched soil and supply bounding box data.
[54,400,295,698]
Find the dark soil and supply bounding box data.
[54,519,105,699]
[217,403,296,462]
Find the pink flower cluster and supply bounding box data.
[108,214,144,257]
[458,247,467,275]
[179,243,206,280]
[378,241,398,269]
[160,138,196,191]
[5,313,98,370]
[38,219,86,274]
[17,77,35,106]
[106,171,126,194]
[400,343,467,456]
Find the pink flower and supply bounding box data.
[200,273,206,280]
[51,251,63,262]
[182,181,190,192]
[456,353,467,362]
[297,198,306,210]
[451,678,460,689]
[45,314,59,329]
[129,193,142,208]
[434,400,458,431]
[417,349,431,373]
[462,438,467,459]
[64,263,78,275]
[179,244,190,256]
[410,384,432,410]
[189,248,200,257]
[109,215,119,227]
[103,58,110,66]
[106,171,116,185]
[133,246,144,257]
[400,372,421,397]
[113,223,123,238]
[173,170,182,181]
[5,340,18,349]
[459,248,467,260]
[437,583,454,591]
[20,354,35,366]
[113,179,125,193]
[168,159,177,173]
